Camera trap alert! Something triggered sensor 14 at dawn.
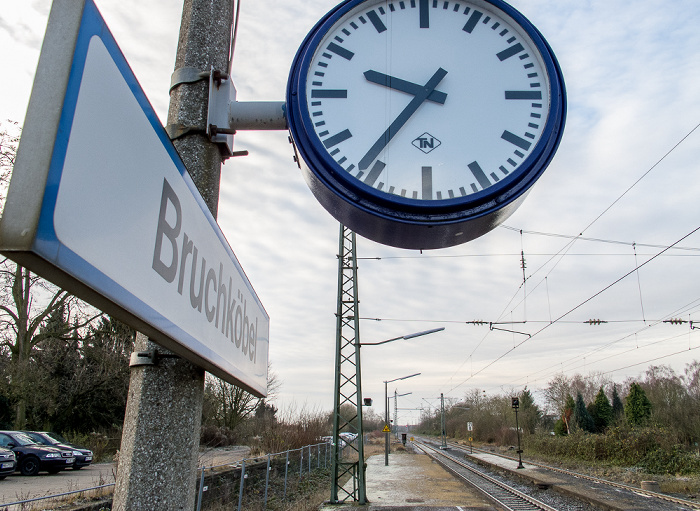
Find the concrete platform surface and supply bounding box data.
[320,452,496,510]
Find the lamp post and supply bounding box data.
[383,374,419,465]
[358,326,444,467]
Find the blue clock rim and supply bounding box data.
[286,0,567,221]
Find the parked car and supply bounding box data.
[0,431,75,476]
[0,446,16,479]
[22,431,93,470]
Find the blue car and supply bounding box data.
[23,432,93,470]
[0,431,74,476]
[0,446,16,479]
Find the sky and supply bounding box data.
[2,0,700,426]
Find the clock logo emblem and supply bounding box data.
[412,132,441,154]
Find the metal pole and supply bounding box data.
[237,460,246,511]
[113,1,231,508]
[195,466,205,511]
[440,393,447,449]
[283,450,289,499]
[384,380,389,466]
[394,389,398,439]
[515,408,524,469]
[263,454,271,510]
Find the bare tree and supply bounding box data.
[0,121,102,428]
[202,363,279,431]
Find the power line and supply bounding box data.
[440,121,700,396]
[445,224,700,395]
[504,297,700,384]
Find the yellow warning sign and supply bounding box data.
[469,437,473,442]
[382,424,391,433]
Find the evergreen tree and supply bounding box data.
[519,387,542,434]
[562,394,576,434]
[573,392,596,433]
[625,382,652,426]
[611,384,624,420]
[593,386,613,433]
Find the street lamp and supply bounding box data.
[356,326,444,467]
[359,327,444,346]
[384,373,420,465]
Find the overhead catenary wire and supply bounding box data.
[438,121,700,396]
[502,297,700,387]
[444,224,700,395]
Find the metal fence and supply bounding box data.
[195,440,337,511]
[0,440,342,511]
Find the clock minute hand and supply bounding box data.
[358,67,448,172]
[364,70,447,105]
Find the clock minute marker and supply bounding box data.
[327,42,354,60]
[497,42,525,61]
[419,0,429,28]
[501,130,532,151]
[364,160,386,187]
[323,129,353,149]
[463,10,483,33]
[422,166,432,199]
[312,89,348,98]
[366,10,387,33]
[468,161,491,190]
[505,90,542,100]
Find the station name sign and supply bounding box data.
[0,0,269,396]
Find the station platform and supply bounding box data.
[319,449,497,510]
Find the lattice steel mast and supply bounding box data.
[330,225,366,504]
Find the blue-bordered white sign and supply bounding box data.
[0,0,269,396]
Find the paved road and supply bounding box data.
[0,446,251,507]
[0,463,116,507]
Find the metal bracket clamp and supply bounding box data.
[170,67,210,92]
[166,67,212,141]
[206,66,236,157]
[129,349,180,367]
[206,66,287,157]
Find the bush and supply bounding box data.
[553,419,567,436]
[641,446,700,475]
[523,425,700,472]
[64,429,122,462]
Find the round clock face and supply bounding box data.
[287,0,565,249]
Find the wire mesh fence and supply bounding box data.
[0,440,342,511]
[195,441,336,511]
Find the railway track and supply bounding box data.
[438,438,700,510]
[414,440,561,511]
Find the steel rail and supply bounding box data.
[414,440,560,511]
[443,439,700,510]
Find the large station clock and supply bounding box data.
[286,0,566,249]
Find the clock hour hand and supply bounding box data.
[364,70,447,104]
[358,67,447,171]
